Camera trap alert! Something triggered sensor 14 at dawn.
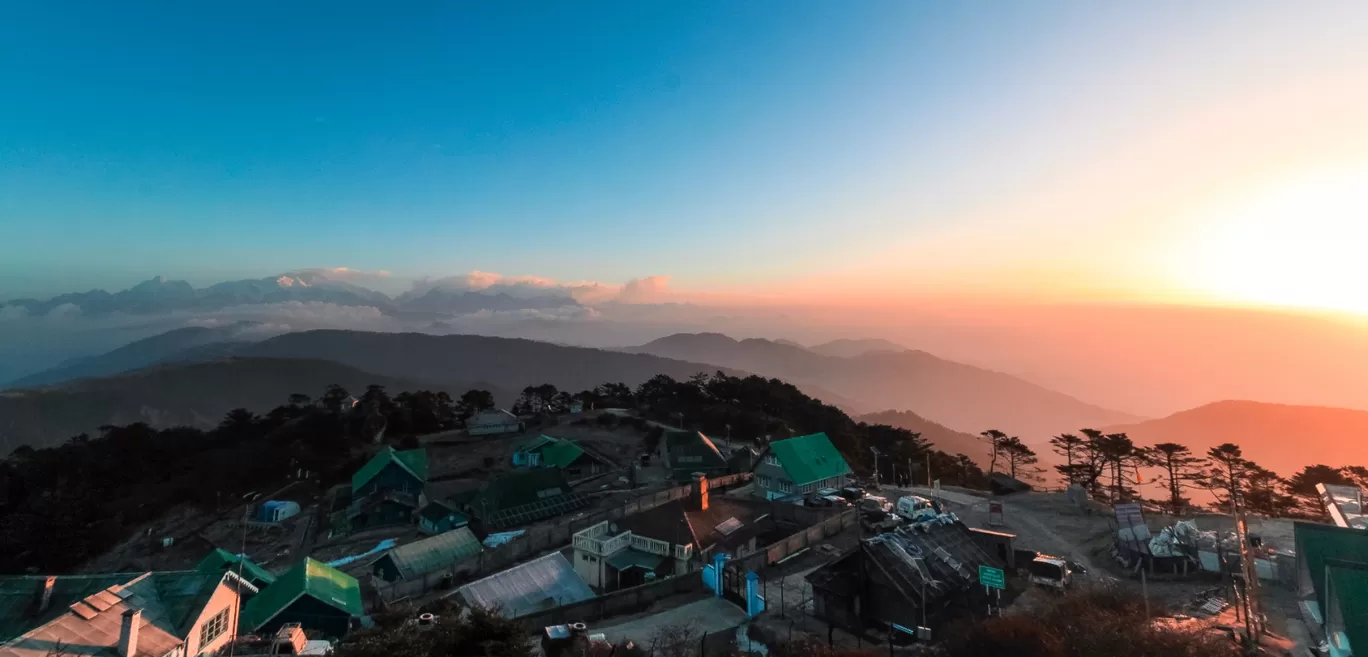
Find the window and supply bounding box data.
[200,608,230,646]
[757,476,771,488]
[763,455,780,466]
[799,483,813,494]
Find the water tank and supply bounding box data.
[417,613,435,626]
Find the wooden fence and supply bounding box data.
[730,509,858,574]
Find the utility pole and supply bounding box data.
[870,447,881,489]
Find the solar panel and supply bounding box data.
[716,517,744,536]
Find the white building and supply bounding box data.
[467,409,522,436]
[571,475,769,590]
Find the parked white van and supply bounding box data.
[895,495,936,522]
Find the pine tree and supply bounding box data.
[979,429,1009,475]
[1144,443,1206,514]
[1050,433,1089,486]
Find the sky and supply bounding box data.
[4,1,1368,314]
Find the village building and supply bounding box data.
[465,468,591,530]
[806,519,1006,637]
[348,446,428,531]
[0,570,244,657]
[467,409,523,437]
[660,430,729,483]
[512,435,614,479]
[1293,521,1368,654]
[1318,482,1368,530]
[239,559,363,639]
[418,500,469,535]
[1323,563,1368,657]
[752,432,851,501]
[452,552,595,619]
[571,474,770,590]
[727,445,761,474]
[195,548,277,593]
[371,527,484,584]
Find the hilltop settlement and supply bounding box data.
[1,375,1365,657]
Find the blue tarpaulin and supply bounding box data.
[482,530,526,548]
[326,539,397,568]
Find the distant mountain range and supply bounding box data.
[230,330,845,405]
[0,329,863,449]
[627,332,1141,438]
[808,338,908,358]
[0,272,578,317]
[1103,400,1368,478]
[0,357,483,453]
[7,321,273,388]
[857,409,985,464]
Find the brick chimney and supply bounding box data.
[689,473,709,511]
[119,609,141,657]
[38,576,55,613]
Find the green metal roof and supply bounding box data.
[664,430,726,470]
[768,432,852,486]
[1326,563,1368,655]
[468,468,590,528]
[536,436,585,469]
[240,558,363,632]
[380,527,483,580]
[606,549,665,572]
[419,500,469,526]
[516,435,586,470]
[195,548,277,587]
[351,446,428,491]
[1294,522,1368,611]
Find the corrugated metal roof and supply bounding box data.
[455,552,594,618]
[384,528,483,580]
[1318,483,1368,530]
[769,433,851,486]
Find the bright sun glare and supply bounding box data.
[1167,163,1368,316]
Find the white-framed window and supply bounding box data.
[800,483,813,493]
[200,607,230,646]
[778,480,793,493]
[763,454,780,466]
[757,476,771,488]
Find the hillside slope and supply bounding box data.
[630,333,1140,438]
[858,409,986,465]
[809,338,907,358]
[0,357,482,452]
[6,322,270,388]
[237,330,752,396]
[1104,400,1368,477]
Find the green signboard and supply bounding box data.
[978,565,1006,590]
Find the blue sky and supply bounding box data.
[4,2,1367,306]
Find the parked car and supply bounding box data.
[1028,555,1073,591]
[839,486,866,502]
